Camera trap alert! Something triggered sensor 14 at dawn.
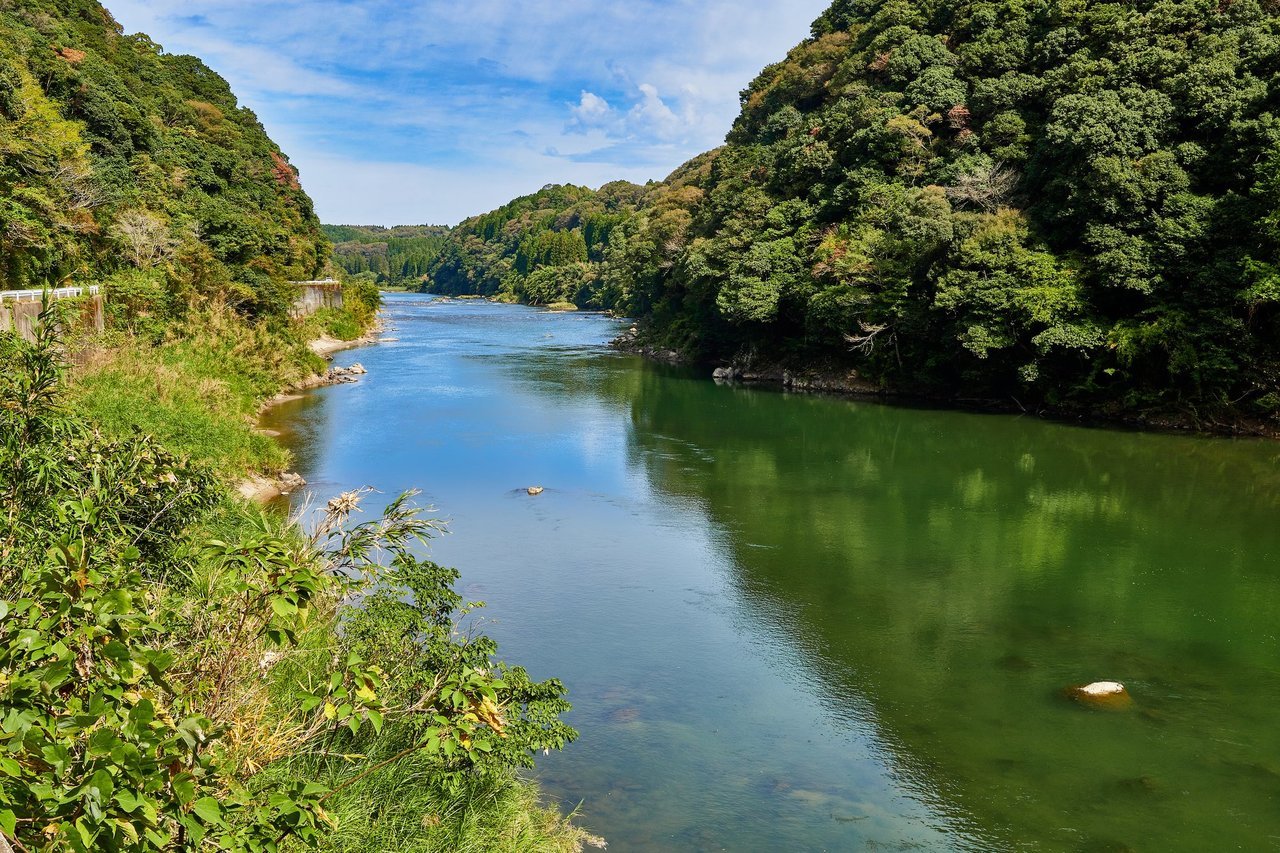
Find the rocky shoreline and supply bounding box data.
[237,320,385,504]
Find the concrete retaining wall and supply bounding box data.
[291,281,343,318]
[0,293,104,343]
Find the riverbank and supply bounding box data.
[236,317,387,503]
[612,330,1280,439]
[20,290,599,853]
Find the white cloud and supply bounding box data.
[569,91,617,132]
[568,83,697,143]
[294,148,670,226]
[629,83,685,140]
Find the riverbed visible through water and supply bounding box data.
[261,292,1280,852]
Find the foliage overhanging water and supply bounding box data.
[263,293,1280,852]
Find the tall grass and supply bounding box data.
[66,303,325,476]
[261,746,602,853]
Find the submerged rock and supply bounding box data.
[1066,681,1133,710]
[1117,775,1163,794]
[997,653,1034,671]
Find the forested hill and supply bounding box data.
[424,0,1280,426]
[323,224,449,286]
[426,181,652,306]
[0,0,328,312]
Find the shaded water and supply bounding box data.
[264,293,1280,851]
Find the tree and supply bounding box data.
[113,210,176,269]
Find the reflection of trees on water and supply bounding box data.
[621,369,1280,852]
[257,391,332,487]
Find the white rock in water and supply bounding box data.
[526,486,545,496]
[1066,680,1132,710]
[1079,681,1126,695]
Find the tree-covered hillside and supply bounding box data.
[426,181,650,307]
[0,0,328,313]
[427,0,1280,425]
[323,224,449,286]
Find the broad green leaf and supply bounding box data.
[191,796,223,826]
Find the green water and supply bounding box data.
[265,293,1280,851]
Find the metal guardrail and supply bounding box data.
[0,286,100,302]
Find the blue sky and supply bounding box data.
[106,0,829,226]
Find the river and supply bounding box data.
[261,292,1280,852]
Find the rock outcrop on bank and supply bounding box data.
[237,471,307,504]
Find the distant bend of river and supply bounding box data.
[261,292,1280,852]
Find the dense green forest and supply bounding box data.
[0,0,330,314]
[425,0,1280,426]
[323,224,449,286]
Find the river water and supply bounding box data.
[262,293,1280,852]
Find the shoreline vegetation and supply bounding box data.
[611,331,1280,439]
[2,289,601,852]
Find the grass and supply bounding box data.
[67,305,323,477]
[303,306,365,341]
[176,500,602,853]
[259,740,603,853]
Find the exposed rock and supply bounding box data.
[712,366,739,381]
[1066,681,1133,710]
[237,474,278,504]
[327,363,364,378]
[278,472,306,494]
[526,486,545,496]
[323,363,367,383]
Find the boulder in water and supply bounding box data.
[1066,681,1132,710]
[526,486,545,496]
